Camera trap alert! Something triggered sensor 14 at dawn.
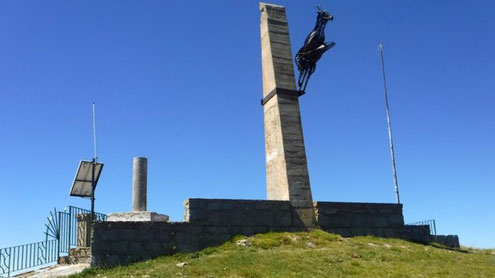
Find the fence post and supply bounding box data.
[8,248,11,277]
[68,207,72,251]
[57,212,61,262]
[76,213,92,247]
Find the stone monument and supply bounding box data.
[132,157,147,211]
[107,157,169,222]
[89,4,460,267]
[259,3,316,227]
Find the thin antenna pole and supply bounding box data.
[91,102,97,222]
[92,102,98,162]
[378,43,400,204]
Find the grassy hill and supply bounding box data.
[73,230,495,278]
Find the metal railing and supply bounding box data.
[0,206,106,277]
[0,240,58,277]
[59,206,106,255]
[407,219,437,235]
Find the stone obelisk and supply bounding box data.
[259,3,316,227]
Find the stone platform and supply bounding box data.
[107,211,169,222]
[90,198,456,267]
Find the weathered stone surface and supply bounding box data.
[76,213,92,247]
[314,202,404,228]
[107,211,169,222]
[399,225,431,244]
[60,247,92,265]
[132,157,148,212]
[430,235,460,248]
[260,2,315,227]
[91,198,457,267]
[184,198,294,227]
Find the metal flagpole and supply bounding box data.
[378,43,401,204]
[91,102,97,222]
[92,102,98,162]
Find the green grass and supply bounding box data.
[72,230,495,277]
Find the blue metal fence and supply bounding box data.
[55,206,106,255]
[0,206,106,277]
[0,240,58,277]
[407,219,437,235]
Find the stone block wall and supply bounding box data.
[184,198,298,229]
[92,199,303,267]
[315,201,405,237]
[90,198,447,267]
[92,222,195,267]
[314,202,432,244]
[400,225,431,243]
[431,235,460,248]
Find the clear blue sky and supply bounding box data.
[1,0,493,248]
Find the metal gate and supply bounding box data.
[0,206,106,277]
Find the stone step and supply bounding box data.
[58,247,91,265]
[69,247,91,257]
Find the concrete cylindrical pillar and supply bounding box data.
[132,157,147,211]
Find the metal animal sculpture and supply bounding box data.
[295,5,335,92]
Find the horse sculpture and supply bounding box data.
[295,6,335,92]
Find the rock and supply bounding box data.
[351,253,361,259]
[306,242,315,248]
[176,262,188,267]
[236,239,250,247]
[288,235,300,242]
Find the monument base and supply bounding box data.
[107,211,169,222]
[91,198,459,267]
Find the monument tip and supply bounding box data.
[259,2,286,15]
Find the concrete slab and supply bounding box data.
[107,211,169,222]
[15,263,89,277]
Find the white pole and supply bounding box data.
[92,102,98,162]
[378,43,400,204]
[91,102,97,221]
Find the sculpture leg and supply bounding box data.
[298,70,307,90]
[301,66,316,92]
[302,75,310,92]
